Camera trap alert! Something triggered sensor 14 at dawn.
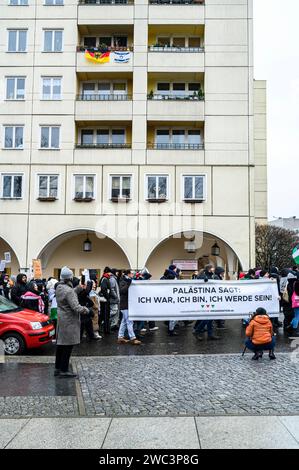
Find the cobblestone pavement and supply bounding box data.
[76,354,299,417]
[1,354,299,418]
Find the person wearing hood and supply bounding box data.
[11,273,28,306]
[55,266,89,378]
[245,307,276,360]
[20,281,45,313]
[78,279,100,342]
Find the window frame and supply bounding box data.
[41,76,62,100]
[155,35,202,49]
[43,29,63,53]
[39,125,60,150]
[155,128,202,146]
[37,174,59,200]
[81,80,127,98]
[9,0,28,5]
[7,29,27,53]
[145,174,169,201]
[44,0,64,5]
[109,174,132,201]
[5,76,26,100]
[182,174,206,202]
[1,173,24,199]
[73,174,96,200]
[79,128,126,146]
[3,125,24,149]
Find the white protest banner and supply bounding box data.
[128,280,280,320]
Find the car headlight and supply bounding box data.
[30,322,43,330]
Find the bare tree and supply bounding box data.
[255,224,299,270]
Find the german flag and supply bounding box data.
[85,50,110,64]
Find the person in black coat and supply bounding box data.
[11,273,28,306]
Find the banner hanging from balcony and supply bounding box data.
[113,51,130,63]
[84,49,131,64]
[84,50,111,64]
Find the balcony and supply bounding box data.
[78,0,134,24]
[148,143,204,150]
[74,143,132,164]
[148,47,204,71]
[76,143,131,149]
[149,0,204,24]
[147,94,204,120]
[75,94,133,120]
[76,48,133,72]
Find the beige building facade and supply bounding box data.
[0,0,267,280]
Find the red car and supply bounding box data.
[0,295,55,355]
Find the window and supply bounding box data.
[111,175,131,200]
[6,77,25,100]
[147,175,168,200]
[83,36,128,49]
[81,82,127,99]
[4,126,24,149]
[74,175,95,199]
[8,30,27,52]
[80,129,126,146]
[157,37,171,47]
[43,30,63,52]
[155,36,201,49]
[1,174,23,199]
[9,0,28,5]
[40,126,60,149]
[45,0,64,4]
[155,129,202,148]
[38,175,58,199]
[42,77,62,100]
[183,175,205,201]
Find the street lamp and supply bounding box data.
[83,233,92,252]
[211,241,220,257]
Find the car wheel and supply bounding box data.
[2,332,26,355]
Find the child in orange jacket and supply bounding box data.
[245,307,276,360]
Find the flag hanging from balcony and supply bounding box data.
[113,51,130,63]
[293,245,299,265]
[85,50,110,64]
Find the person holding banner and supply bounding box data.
[245,307,276,360]
[117,270,141,345]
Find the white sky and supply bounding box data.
[253,0,299,220]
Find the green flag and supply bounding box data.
[292,245,299,265]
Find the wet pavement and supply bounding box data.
[28,319,296,357]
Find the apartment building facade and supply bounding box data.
[0,0,267,279]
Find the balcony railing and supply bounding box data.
[148,143,204,150]
[148,93,204,101]
[76,143,131,149]
[148,45,204,53]
[79,0,134,4]
[77,94,132,101]
[77,46,133,52]
[149,0,204,4]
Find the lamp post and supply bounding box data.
[211,241,220,257]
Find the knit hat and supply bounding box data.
[60,266,73,280]
[168,264,177,271]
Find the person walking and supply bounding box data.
[89,280,102,339]
[54,266,89,378]
[117,270,141,345]
[245,307,276,360]
[99,267,112,334]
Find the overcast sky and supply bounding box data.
[253,0,299,220]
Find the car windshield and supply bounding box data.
[0,295,20,313]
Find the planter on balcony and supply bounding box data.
[37,197,57,202]
[183,199,205,203]
[73,197,94,202]
[146,198,168,203]
[110,197,131,203]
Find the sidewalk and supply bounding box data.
[1,415,299,449]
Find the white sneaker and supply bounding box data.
[140,328,147,332]
[93,332,102,339]
[149,327,159,331]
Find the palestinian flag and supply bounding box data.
[85,50,110,64]
[293,245,299,265]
